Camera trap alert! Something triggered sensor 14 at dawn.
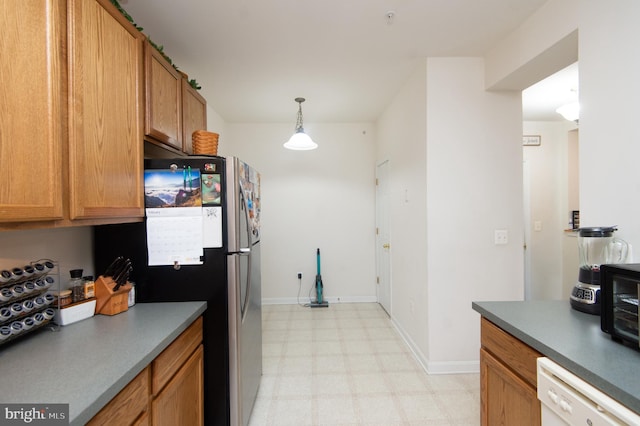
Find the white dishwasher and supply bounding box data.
[537,357,640,425]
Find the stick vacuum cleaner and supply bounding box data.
[311,248,329,308]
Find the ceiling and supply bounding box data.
[118,0,574,124]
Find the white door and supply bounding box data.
[376,160,391,314]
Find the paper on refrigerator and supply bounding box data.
[145,207,204,266]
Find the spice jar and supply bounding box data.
[53,289,72,307]
[83,276,95,299]
[69,269,84,302]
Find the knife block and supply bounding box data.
[95,276,132,316]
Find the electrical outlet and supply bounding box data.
[494,229,509,245]
[297,272,302,280]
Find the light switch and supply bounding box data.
[534,221,543,231]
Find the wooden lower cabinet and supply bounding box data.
[152,345,204,426]
[133,412,150,426]
[87,368,150,426]
[88,317,203,426]
[151,316,204,426]
[480,318,541,426]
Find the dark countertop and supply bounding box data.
[472,300,640,414]
[0,301,207,425]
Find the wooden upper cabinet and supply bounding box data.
[181,80,207,154]
[0,0,65,222]
[144,41,183,151]
[67,0,145,220]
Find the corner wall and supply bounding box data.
[425,58,524,371]
[376,60,429,367]
[376,57,524,374]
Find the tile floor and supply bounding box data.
[249,303,480,426]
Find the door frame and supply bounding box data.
[375,160,391,315]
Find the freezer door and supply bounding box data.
[226,157,261,253]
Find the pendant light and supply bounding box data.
[556,101,580,123]
[284,97,317,150]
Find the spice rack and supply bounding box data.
[0,259,59,346]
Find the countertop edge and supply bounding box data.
[73,301,207,425]
[472,301,640,414]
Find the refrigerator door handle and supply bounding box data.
[241,251,251,324]
[237,246,251,323]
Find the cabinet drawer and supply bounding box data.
[481,317,541,388]
[87,367,149,426]
[152,316,203,395]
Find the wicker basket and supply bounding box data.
[192,130,219,155]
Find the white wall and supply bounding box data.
[578,1,640,250]
[487,0,640,253]
[206,104,226,141]
[376,58,524,374]
[219,122,377,304]
[0,227,94,285]
[484,0,579,91]
[425,58,524,371]
[376,60,429,367]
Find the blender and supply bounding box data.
[570,226,629,315]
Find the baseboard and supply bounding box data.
[390,316,480,375]
[262,295,378,305]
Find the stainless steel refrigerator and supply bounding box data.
[93,156,262,426]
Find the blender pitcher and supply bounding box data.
[570,226,629,315]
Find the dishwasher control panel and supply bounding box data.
[537,357,639,425]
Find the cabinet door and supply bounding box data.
[0,0,64,222]
[480,348,541,426]
[67,0,144,220]
[181,79,207,155]
[145,41,183,151]
[87,367,150,426]
[152,344,204,426]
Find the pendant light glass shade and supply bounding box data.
[284,98,317,150]
[556,102,580,122]
[284,130,318,150]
